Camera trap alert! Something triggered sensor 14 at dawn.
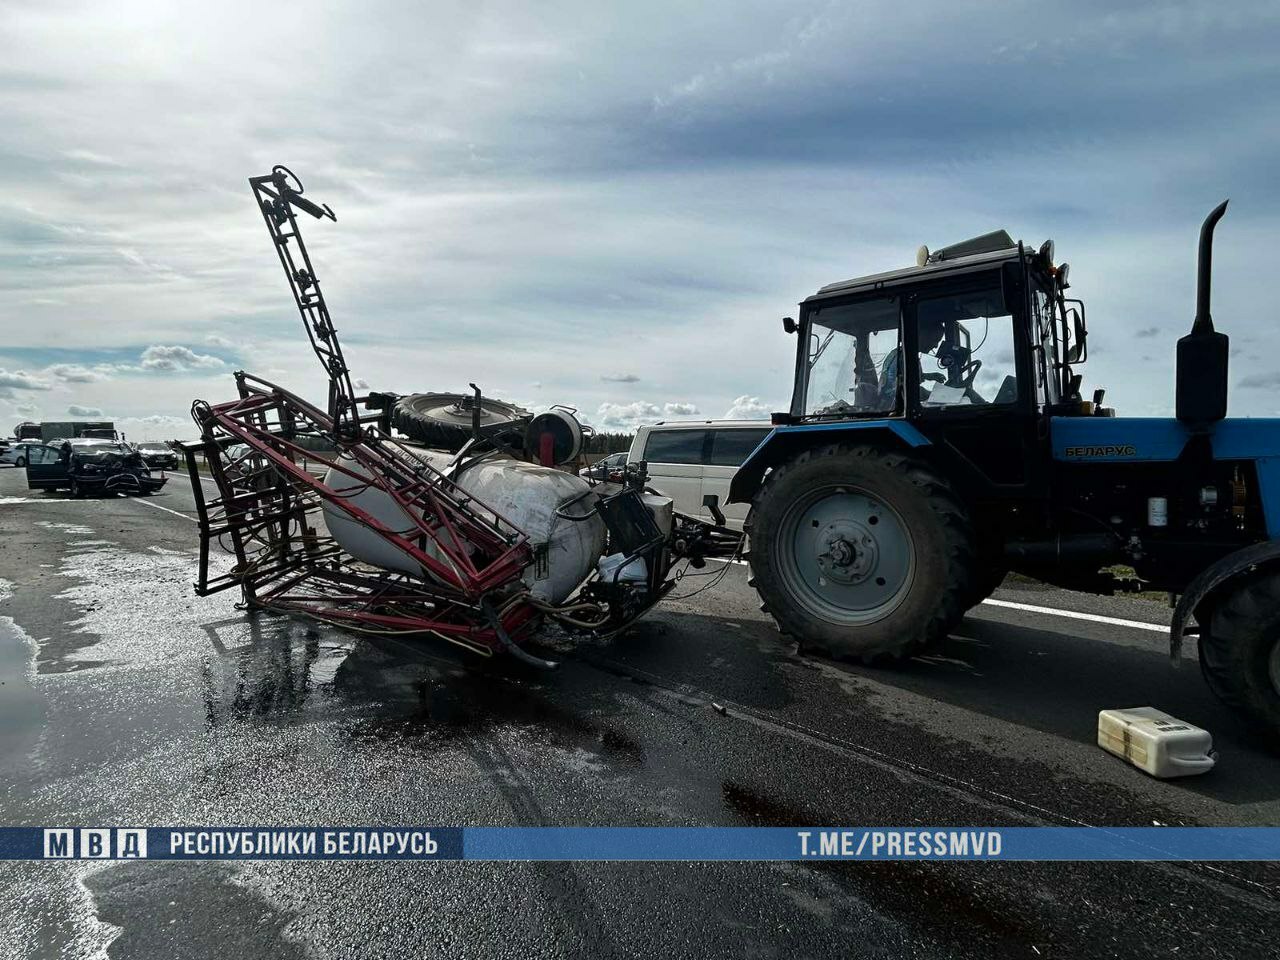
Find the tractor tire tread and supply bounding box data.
[1207,572,1280,737]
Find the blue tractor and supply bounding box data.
[728,202,1280,735]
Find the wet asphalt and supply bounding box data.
[1,466,1279,959]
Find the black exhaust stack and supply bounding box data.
[1175,200,1230,431]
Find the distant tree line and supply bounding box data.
[584,431,634,454]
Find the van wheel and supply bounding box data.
[16,456,25,467]
[745,444,974,662]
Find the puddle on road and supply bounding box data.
[200,615,356,727]
[721,779,817,825]
[0,578,46,772]
[86,861,306,960]
[0,862,117,960]
[336,640,646,770]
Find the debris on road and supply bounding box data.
[1097,707,1216,778]
[181,166,741,665]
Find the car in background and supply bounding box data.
[579,451,628,483]
[627,420,771,531]
[134,441,180,471]
[25,439,167,498]
[0,441,37,467]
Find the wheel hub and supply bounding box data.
[816,521,877,585]
[774,487,915,625]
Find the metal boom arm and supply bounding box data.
[249,165,362,441]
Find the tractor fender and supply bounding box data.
[727,420,931,505]
[1170,540,1280,665]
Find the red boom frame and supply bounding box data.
[183,167,550,660]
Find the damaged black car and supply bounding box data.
[24,439,167,498]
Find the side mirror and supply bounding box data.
[782,316,797,334]
[1065,301,1087,363]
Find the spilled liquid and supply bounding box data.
[0,615,44,772]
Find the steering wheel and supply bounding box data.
[960,358,982,389]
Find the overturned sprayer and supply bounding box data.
[182,166,736,665]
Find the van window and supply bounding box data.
[708,429,770,466]
[644,430,707,464]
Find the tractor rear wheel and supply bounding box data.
[1206,573,1280,736]
[964,563,1008,611]
[1196,600,1243,709]
[745,444,974,662]
[391,392,530,452]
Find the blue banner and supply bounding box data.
[1,827,1278,862]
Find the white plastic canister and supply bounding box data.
[1097,707,1215,778]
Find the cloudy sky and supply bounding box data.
[2,1,1278,439]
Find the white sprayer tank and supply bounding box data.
[321,450,606,603]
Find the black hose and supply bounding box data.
[480,597,558,670]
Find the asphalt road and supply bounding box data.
[1,464,1279,959]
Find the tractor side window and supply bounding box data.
[915,287,1019,408]
[804,296,900,417]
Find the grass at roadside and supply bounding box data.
[1004,569,1172,605]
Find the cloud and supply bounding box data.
[601,374,641,383]
[663,402,699,416]
[47,364,105,383]
[593,399,703,429]
[596,400,661,429]
[1237,372,1280,390]
[204,334,236,348]
[14,403,37,416]
[353,377,370,389]
[139,345,224,372]
[68,404,104,416]
[1134,327,1161,338]
[0,370,52,391]
[724,395,772,419]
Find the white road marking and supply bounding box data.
[710,557,1169,633]
[135,498,199,524]
[979,597,1167,633]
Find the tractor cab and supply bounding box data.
[790,231,1087,424]
[773,228,1091,503]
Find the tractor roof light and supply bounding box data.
[1039,239,1055,271]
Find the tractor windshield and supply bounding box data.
[802,296,901,417]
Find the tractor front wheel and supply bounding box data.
[1205,574,1280,736]
[745,444,974,662]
